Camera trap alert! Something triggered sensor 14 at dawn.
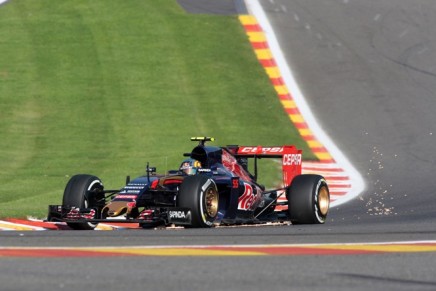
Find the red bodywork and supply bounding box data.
[235,146,302,187]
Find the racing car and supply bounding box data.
[47,137,330,229]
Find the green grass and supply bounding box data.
[0,0,314,218]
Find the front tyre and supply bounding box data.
[177,175,219,228]
[287,174,330,224]
[62,174,103,230]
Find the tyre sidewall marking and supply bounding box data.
[85,179,102,227]
[313,178,327,223]
[200,179,215,226]
[87,180,103,191]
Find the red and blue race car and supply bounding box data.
[47,137,330,229]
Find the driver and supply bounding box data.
[179,158,202,175]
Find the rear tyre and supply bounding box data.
[177,175,219,228]
[287,174,330,224]
[62,174,103,230]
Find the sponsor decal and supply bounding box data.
[168,208,192,224]
[239,146,284,154]
[114,194,137,199]
[119,190,140,194]
[282,154,302,166]
[124,186,145,190]
[238,183,255,210]
[169,211,188,219]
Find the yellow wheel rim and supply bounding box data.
[318,186,330,216]
[205,187,219,218]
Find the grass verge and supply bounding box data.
[0,0,314,218]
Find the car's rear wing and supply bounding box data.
[231,146,302,187]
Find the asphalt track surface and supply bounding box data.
[2,1,436,290]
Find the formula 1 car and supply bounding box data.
[47,137,330,229]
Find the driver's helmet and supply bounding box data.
[179,158,202,175]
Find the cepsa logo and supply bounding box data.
[239,147,284,154]
[283,154,302,166]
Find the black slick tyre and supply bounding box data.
[177,175,219,228]
[286,174,330,224]
[62,174,103,230]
